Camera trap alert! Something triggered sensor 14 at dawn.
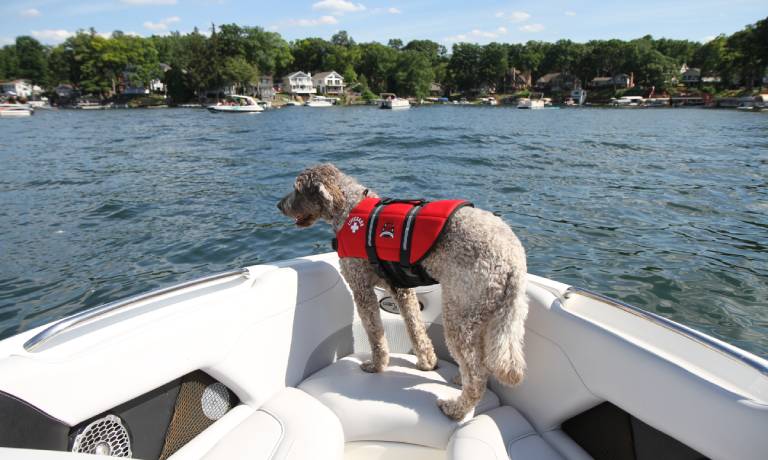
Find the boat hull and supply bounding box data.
[207,106,263,113]
[0,252,765,460]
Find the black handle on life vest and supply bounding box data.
[381,198,427,205]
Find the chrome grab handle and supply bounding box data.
[23,268,250,352]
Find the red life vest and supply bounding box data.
[334,197,472,287]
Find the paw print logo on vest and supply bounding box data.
[347,216,365,234]
[379,222,396,238]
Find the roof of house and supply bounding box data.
[591,76,613,82]
[313,71,342,80]
[536,73,561,84]
[285,71,310,79]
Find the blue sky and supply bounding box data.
[1,0,766,47]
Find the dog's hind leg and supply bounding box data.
[438,316,490,420]
[391,287,437,371]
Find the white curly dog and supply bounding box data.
[278,163,528,420]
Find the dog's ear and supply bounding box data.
[296,164,344,213]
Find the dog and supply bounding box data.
[277,164,528,420]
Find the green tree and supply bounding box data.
[222,56,258,93]
[356,42,398,93]
[479,42,507,91]
[392,50,433,98]
[0,46,19,80]
[387,38,403,50]
[448,43,482,93]
[14,36,48,85]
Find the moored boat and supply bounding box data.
[0,103,33,117]
[0,251,765,459]
[207,95,264,113]
[304,96,335,107]
[380,93,411,110]
[517,98,545,109]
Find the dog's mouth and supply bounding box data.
[294,215,315,227]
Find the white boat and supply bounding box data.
[570,88,587,106]
[517,98,545,109]
[611,96,645,107]
[207,95,264,113]
[304,96,335,107]
[380,93,411,110]
[482,97,498,106]
[0,103,33,117]
[0,251,765,460]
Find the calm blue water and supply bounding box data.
[0,106,766,357]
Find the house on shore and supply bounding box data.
[507,68,531,91]
[682,67,701,84]
[258,75,276,100]
[283,71,316,96]
[312,71,345,95]
[590,73,633,89]
[0,79,33,98]
[534,73,580,92]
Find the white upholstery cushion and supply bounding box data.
[202,387,344,460]
[298,353,500,449]
[448,406,564,460]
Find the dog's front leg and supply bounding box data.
[391,288,437,371]
[352,284,390,372]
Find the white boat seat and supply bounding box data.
[201,387,344,460]
[298,353,501,449]
[447,406,564,460]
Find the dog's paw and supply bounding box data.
[437,398,467,421]
[416,352,438,371]
[451,373,463,386]
[360,360,385,373]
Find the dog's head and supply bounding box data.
[277,163,345,227]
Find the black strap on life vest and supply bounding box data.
[363,198,437,289]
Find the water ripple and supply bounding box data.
[0,106,767,357]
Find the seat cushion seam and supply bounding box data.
[258,408,286,460]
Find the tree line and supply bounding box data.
[0,16,765,102]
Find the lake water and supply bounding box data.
[0,105,766,358]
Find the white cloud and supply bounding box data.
[0,37,14,46]
[519,23,545,32]
[288,15,339,26]
[312,0,365,15]
[144,16,181,31]
[508,11,531,22]
[31,29,74,44]
[565,11,577,16]
[20,8,41,17]
[702,35,716,43]
[494,11,504,18]
[387,7,401,14]
[447,26,508,42]
[121,0,177,5]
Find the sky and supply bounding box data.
[0,0,766,47]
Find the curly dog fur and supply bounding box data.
[277,164,528,420]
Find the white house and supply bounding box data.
[282,71,316,95]
[682,67,701,84]
[0,79,33,98]
[312,71,345,95]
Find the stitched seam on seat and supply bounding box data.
[258,408,285,460]
[506,432,540,454]
[452,436,506,460]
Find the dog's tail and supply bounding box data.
[484,272,528,386]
